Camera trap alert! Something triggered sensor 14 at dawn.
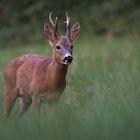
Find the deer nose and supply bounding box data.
[63,55,73,63]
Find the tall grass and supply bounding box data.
[0,36,140,140]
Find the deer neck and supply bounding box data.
[48,57,68,90]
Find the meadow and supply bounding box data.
[0,36,140,140]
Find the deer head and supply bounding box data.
[44,12,80,65]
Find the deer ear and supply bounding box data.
[70,22,80,42]
[44,23,57,42]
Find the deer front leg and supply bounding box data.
[32,94,41,117]
[17,97,32,118]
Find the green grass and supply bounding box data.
[0,36,140,140]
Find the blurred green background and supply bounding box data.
[0,0,140,44]
[0,0,140,140]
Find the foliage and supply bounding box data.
[0,0,140,43]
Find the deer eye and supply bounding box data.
[71,45,73,49]
[56,45,61,50]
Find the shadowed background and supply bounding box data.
[0,0,140,44]
[0,0,140,140]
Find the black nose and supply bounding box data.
[63,56,73,63]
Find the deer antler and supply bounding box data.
[49,12,58,28]
[65,12,70,37]
[48,12,59,37]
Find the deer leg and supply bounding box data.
[17,97,32,118]
[4,89,17,117]
[32,95,41,117]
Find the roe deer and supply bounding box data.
[3,12,80,118]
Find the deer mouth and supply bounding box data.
[64,61,72,65]
[60,61,72,65]
[59,58,73,65]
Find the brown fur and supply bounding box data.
[3,14,80,118]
